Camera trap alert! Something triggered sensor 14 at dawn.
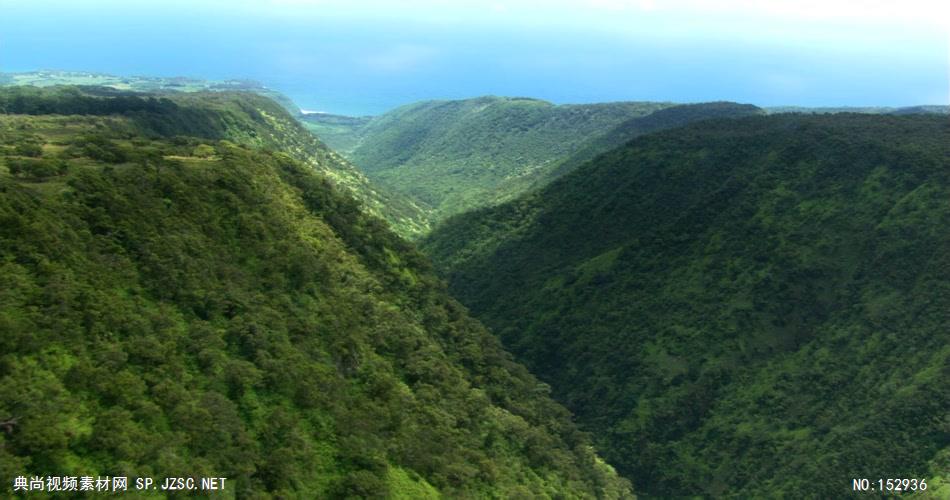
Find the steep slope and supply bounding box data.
[537,102,764,185]
[344,96,674,222]
[300,113,373,155]
[423,113,950,497]
[0,91,633,497]
[1,70,302,115]
[0,85,430,238]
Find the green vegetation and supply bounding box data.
[423,113,950,497]
[318,98,763,229]
[337,96,675,223]
[0,90,633,497]
[1,70,301,116]
[300,113,373,155]
[0,85,430,238]
[765,105,949,115]
[534,102,764,187]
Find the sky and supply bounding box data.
[0,0,947,115]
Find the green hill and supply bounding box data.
[0,87,633,497]
[765,105,950,115]
[299,113,373,156]
[1,70,302,116]
[0,85,430,238]
[315,98,762,229]
[338,97,674,223]
[534,102,764,187]
[422,113,950,497]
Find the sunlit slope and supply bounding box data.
[0,97,632,497]
[300,113,372,156]
[0,70,302,116]
[344,96,674,222]
[423,113,950,497]
[0,86,430,237]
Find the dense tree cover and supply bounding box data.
[0,70,302,116]
[0,106,633,497]
[320,99,762,229]
[536,102,763,186]
[335,97,675,223]
[889,106,950,116]
[300,114,373,156]
[0,86,430,238]
[0,86,178,116]
[423,114,950,497]
[765,105,949,115]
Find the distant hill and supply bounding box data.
[889,105,950,115]
[330,96,676,223]
[423,113,950,497]
[766,105,950,115]
[0,70,302,116]
[0,85,430,237]
[0,87,633,497]
[311,98,765,228]
[535,102,764,186]
[299,112,373,156]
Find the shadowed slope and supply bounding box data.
[424,113,950,497]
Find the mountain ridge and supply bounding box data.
[0,87,633,497]
[309,96,675,224]
[0,85,431,237]
[309,98,768,229]
[422,112,950,497]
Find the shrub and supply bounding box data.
[14,142,43,158]
[7,158,68,178]
[77,135,128,163]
